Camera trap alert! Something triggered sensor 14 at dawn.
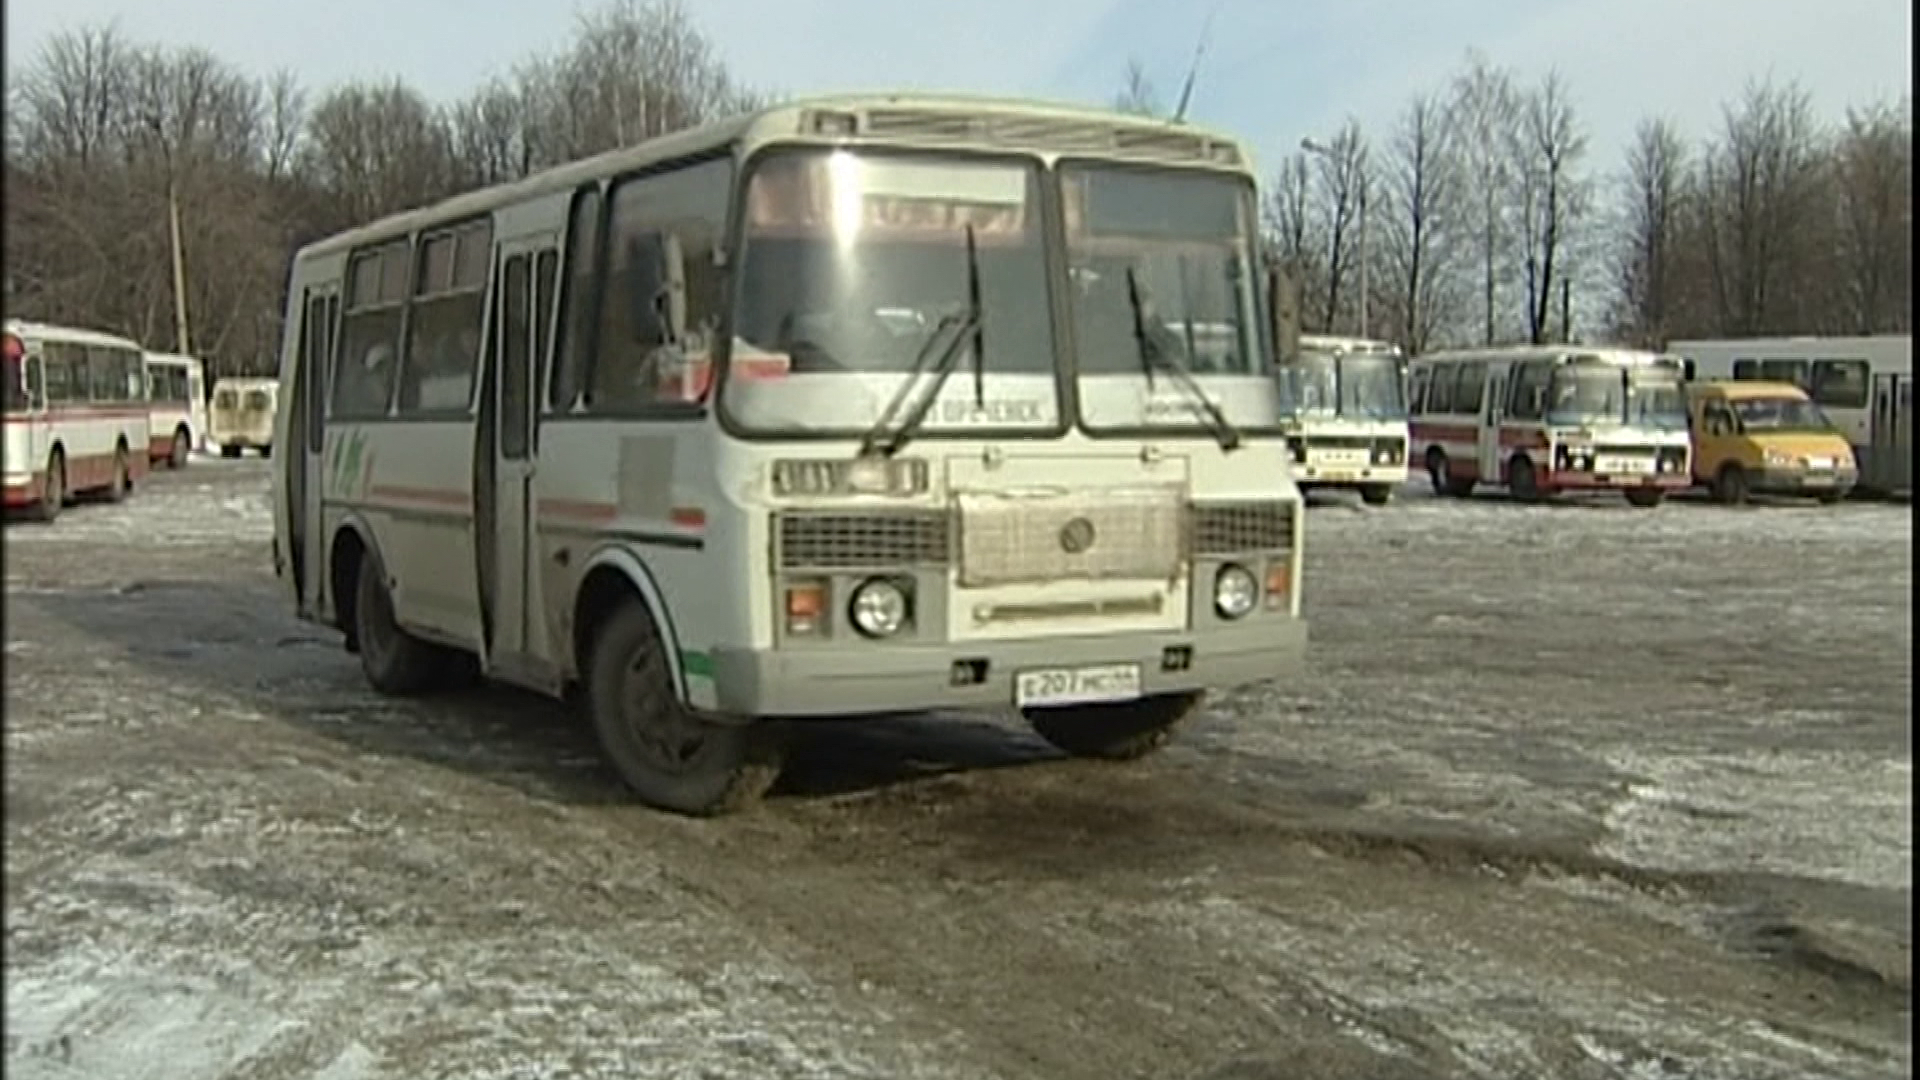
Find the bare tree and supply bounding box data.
[1447,51,1518,345]
[1613,118,1689,346]
[1380,91,1461,353]
[1697,77,1826,334]
[1832,98,1912,332]
[1509,70,1588,344]
[1305,120,1368,332]
[1114,57,1161,116]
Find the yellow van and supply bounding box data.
[1686,380,1857,503]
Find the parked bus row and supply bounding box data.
[5,318,289,519]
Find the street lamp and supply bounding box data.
[1300,135,1368,339]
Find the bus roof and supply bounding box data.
[1669,334,1911,351]
[143,351,204,366]
[1413,344,1680,368]
[4,318,143,352]
[211,375,279,388]
[295,91,1257,263]
[1687,379,1812,401]
[1299,334,1403,357]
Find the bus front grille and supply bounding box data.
[956,486,1184,588]
[1190,500,1295,556]
[775,510,952,570]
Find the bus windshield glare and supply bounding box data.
[720,149,1282,438]
[1547,362,1687,429]
[724,149,1058,436]
[1283,352,1406,420]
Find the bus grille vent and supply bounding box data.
[776,510,952,570]
[860,108,1237,166]
[1190,501,1294,555]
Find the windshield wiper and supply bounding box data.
[856,226,985,459]
[1124,266,1242,452]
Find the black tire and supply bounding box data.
[587,602,782,816]
[1509,455,1543,502]
[259,445,273,459]
[1024,690,1205,761]
[106,445,130,502]
[221,445,242,459]
[1428,450,1475,498]
[1713,464,1749,505]
[354,554,452,697]
[1624,487,1665,508]
[169,429,190,469]
[1359,484,1394,507]
[30,449,64,522]
[1816,490,1845,505]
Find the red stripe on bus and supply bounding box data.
[539,499,618,523]
[670,506,706,529]
[368,484,470,508]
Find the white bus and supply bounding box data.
[1408,345,1692,507]
[270,92,1311,815]
[4,319,151,520]
[1277,334,1407,505]
[210,377,279,457]
[1669,335,1911,496]
[144,350,208,469]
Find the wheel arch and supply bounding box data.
[326,512,382,642]
[570,545,690,706]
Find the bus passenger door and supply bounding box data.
[1478,369,1506,483]
[290,286,338,617]
[480,235,559,665]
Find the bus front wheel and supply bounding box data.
[587,601,782,816]
[1713,464,1750,506]
[1024,690,1204,761]
[106,446,130,502]
[169,429,190,469]
[1359,484,1394,507]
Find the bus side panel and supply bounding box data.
[346,420,484,650]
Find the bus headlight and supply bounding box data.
[1214,564,1257,620]
[850,577,910,638]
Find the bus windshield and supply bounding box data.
[723,149,1059,437]
[1283,352,1405,420]
[1061,163,1282,434]
[1733,396,1835,433]
[1547,362,1687,429]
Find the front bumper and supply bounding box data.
[710,617,1308,718]
[1546,469,1690,490]
[1753,468,1858,496]
[1297,463,1407,487]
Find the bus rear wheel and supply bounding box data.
[1024,690,1204,760]
[587,601,782,816]
[31,450,64,522]
[354,556,454,696]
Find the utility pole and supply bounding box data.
[1560,278,1572,343]
[167,178,191,356]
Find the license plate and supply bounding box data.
[1806,457,1833,470]
[1596,456,1652,475]
[1318,469,1359,482]
[1014,663,1143,708]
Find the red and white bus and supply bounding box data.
[1407,344,1692,507]
[144,350,208,469]
[4,319,153,521]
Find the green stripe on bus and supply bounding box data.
[679,650,715,679]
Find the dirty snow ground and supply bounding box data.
[4,461,1910,1080]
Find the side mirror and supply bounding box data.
[1266,261,1301,367]
[624,232,688,347]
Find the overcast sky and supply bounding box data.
[6,0,1911,181]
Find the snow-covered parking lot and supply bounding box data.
[4,460,1910,1080]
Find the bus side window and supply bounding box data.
[585,156,733,413]
[1455,362,1486,415]
[1809,359,1869,409]
[1759,358,1808,389]
[1408,367,1430,415]
[397,219,491,416]
[1428,363,1451,409]
[1731,359,1757,380]
[550,185,603,413]
[43,344,75,402]
[1507,362,1548,420]
[333,240,411,418]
